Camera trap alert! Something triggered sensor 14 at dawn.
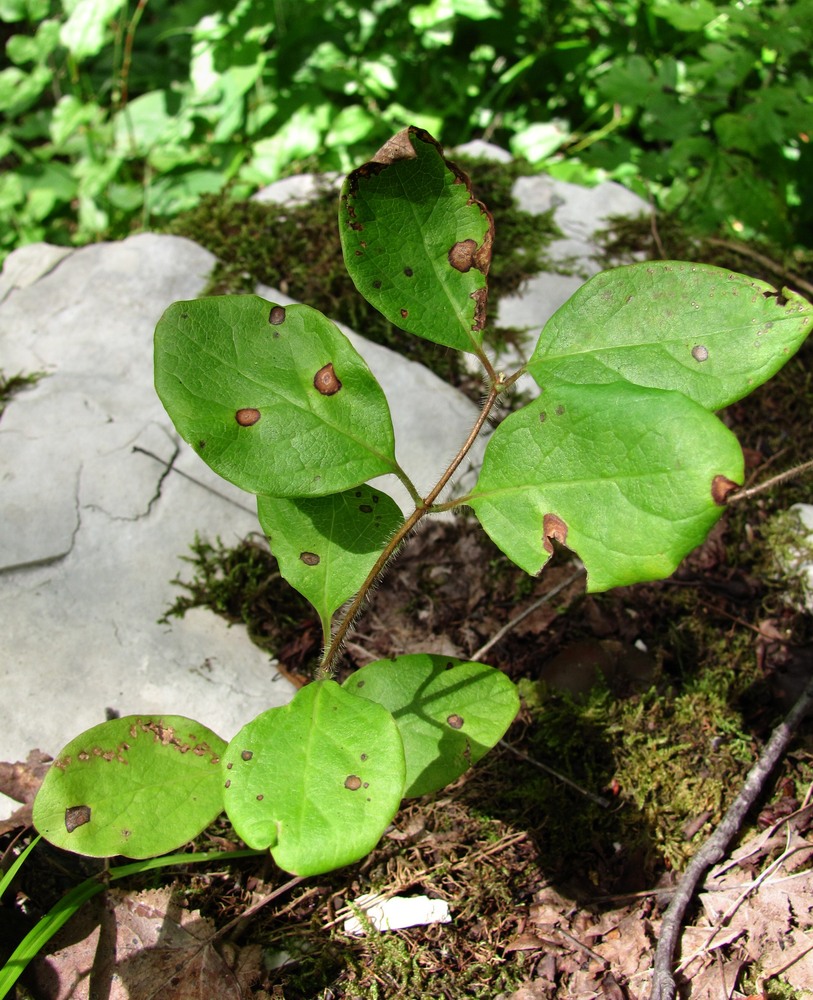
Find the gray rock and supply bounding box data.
[496,175,650,341]
[0,235,294,816]
[453,140,513,164]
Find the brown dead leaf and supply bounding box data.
[0,749,53,834]
[31,886,262,999]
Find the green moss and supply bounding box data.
[164,156,559,393]
[0,369,45,420]
[159,535,312,657]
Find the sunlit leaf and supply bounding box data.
[468,378,744,592]
[155,295,398,497]
[345,654,519,797]
[222,682,405,876]
[528,262,813,411]
[33,717,226,859]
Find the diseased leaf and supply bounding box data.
[155,295,398,497]
[340,126,494,357]
[33,717,226,859]
[257,484,402,637]
[468,379,744,592]
[344,654,519,798]
[222,682,405,876]
[528,261,813,411]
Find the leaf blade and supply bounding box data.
[344,654,519,798]
[154,295,398,497]
[529,261,813,410]
[222,682,405,876]
[257,484,403,635]
[468,379,744,592]
[340,126,494,356]
[33,716,226,859]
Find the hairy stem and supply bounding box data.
[728,457,813,503]
[319,381,503,673]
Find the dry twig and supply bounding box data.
[649,675,813,1000]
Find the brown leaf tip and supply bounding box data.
[314,363,342,396]
[65,804,91,833]
[235,408,261,426]
[711,475,740,505]
[543,513,568,555]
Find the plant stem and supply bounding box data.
[319,382,503,673]
[727,457,813,502]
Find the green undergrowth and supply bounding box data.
[164,155,560,390]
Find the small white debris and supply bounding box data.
[634,639,648,652]
[344,893,451,936]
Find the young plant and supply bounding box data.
[32,128,813,883]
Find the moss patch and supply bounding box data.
[0,369,45,420]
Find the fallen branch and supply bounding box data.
[649,674,813,1000]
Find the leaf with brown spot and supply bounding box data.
[469,378,744,592]
[155,295,398,498]
[258,484,402,643]
[529,261,813,411]
[340,126,494,358]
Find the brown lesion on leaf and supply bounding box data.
[711,475,740,505]
[65,804,91,833]
[314,363,342,396]
[470,287,488,332]
[447,714,464,730]
[543,513,568,556]
[268,305,286,326]
[345,774,362,790]
[126,719,220,764]
[235,408,261,426]
[300,551,320,566]
[448,239,479,273]
[763,287,789,307]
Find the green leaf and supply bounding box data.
[154,295,398,497]
[222,682,405,876]
[339,126,494,357]
[257,484,402,636]
[528,262,813,411]
[468,379,744,592]
[60,0,126,60]
[345,654,519,798]
[33,716,226,860]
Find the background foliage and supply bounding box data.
[2,0,812,262]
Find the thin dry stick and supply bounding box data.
[705,237,813,299]
[499,739,611,809]
[649,674,813,1000]
[728,457,813,503]
[469,563,585,662]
